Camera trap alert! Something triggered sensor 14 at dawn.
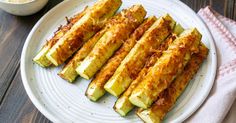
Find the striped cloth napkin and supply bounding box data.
[186,6,236,123]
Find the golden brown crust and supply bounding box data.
[123,34,177,98]
[104,14,176,97]
[62,29,106,69]
[47,0,122,66]
[76,4,146,80]
[43,7,88,49]
[124,18,174,80]
[149,44,208,120]
[53,21,101,64]
[90,16,156,88]
[129,29,201,109]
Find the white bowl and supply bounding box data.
[0,0,48,16]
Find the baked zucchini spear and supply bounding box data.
[114,24,184,116]
[58,29,107,82]
[104,14,176,97]
[58,5,141,82]
[46,0,122,66]
[58,5,149,82]
[76,5,147,80]
[33,7,88,67]
[85,16,157,101]
[129,28,201,109]
[136,44,208,123]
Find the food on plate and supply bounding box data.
[58,3,147,82]
[76,5,147,80]
[104,14,176,97]
[114,24,184,116]
[46,0,122,66]
[129,28,201,109]
[33,7,88,67]
[85,16,157,101]
[58,29,107,82]
[32,0,209,121]
[136,44,208,123]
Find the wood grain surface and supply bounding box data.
[0,0,235,122]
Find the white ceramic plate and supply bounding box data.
[21,0,217,122]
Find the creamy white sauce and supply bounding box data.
[5,0,33,4]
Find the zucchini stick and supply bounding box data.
[85,16,157,101]
[58,6,138,82]
[58,29,107,82]
[33,7,88,67]
[104,14,176,97]
[129,28,201,109]
[136,44,208,123]
[76,5,147,80]
[114,24,184,116]
[46,0,122,66]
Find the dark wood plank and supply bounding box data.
[225,0,236,20]
[0,14,34,103]
[210,0,226,15]
[0,70,51,123]
[181,0,210,12]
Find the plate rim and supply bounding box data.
[20,0,217,122]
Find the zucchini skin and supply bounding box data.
[58,29,107,82]
[85,16,157,101]
[33,7,88,67]
[136,44,208,123]
[129,28,201,109]
[76,5,147,80]
[113,24,184,116]
[46,0,122,66]
[104,14,176,97]
[58,4,140,82]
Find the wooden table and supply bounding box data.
[0,0,235,122]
